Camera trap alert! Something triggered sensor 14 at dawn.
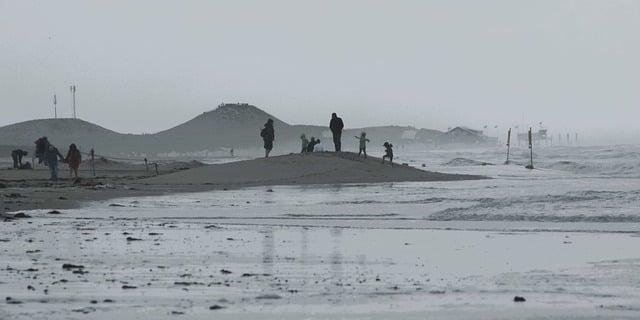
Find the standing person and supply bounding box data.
[45,144,65,181]
[381,142,394,167]
[300,134,309,153]
[260,118,275,158]
[329,113,344,152]
[35,137,50,165]
[355,132,370,158]
[65,144,82,178]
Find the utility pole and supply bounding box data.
[526,127,534,169]
[70,85,77,118]
[53,94,57,118]
[505,128,511,164]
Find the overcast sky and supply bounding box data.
[1,0,639,138]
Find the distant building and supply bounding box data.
[437,126,487,145]
[401,130,417,140]
[517,128,548,145]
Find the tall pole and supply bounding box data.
[53,94,57,119]
[505,128,511,164]
[526,127,534,169]
[70,85,76,118]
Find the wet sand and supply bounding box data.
[2,215,640,319]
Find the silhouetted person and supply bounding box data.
[382,142,393,167]
[65,144,82,178]
[329,113,344,152]
[45,144,65,181]
[11,149,28,169]
[300,134,309,153]
[34,136,50,165]
[355,132,370,158]
[260,118,275,158]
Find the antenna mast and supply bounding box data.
[70,85,77,118]
[53,94,57,118]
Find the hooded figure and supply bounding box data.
[260,118,275,158]
[329,113,344,152]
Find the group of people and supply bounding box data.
[33,137,83,180]
[259,112,394,165]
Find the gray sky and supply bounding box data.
[1,0,639,137]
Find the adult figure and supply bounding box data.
[11,149,27,168]
[329,113,344,152]
[65,144,82,178]
[34,136,50,165]
[45,144,65,181]
[260,118,275,158]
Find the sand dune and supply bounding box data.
[144,152,484,187]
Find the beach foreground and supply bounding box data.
[2,214,639,320]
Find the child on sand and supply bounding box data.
[313,139,325,152]
[300,134,309,153]
[382,142,393,166]
[355,132,370,158]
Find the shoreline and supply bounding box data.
[1,152,485,214]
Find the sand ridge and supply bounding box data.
[143,152,485,187]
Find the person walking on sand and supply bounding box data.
[260,118,275,158]
[355,132,370,158]
[300,134,309,153]
[381,142,394,167]
[65,144,82,178]
[329,113,344,152]
[45,144,65,181]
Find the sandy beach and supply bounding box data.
[1,152,483,213]
[2,146,640,319]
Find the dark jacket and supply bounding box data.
[45,146,64,166]
[329,117,344,134]
[261,123,275,142]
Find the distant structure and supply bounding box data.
[70,85,77,118]
[437,126,493,145]
[400,129,417,140]
[53,94,57,119]
[518,128,548,145]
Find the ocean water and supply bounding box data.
[59,144,640,232]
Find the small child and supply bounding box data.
[313,139,325,152]
[355,132,370,158]
[300,134,309,153]
[382,142,393,166]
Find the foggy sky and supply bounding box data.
[1,0,639,139]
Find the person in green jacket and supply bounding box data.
[355,132,370,158]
